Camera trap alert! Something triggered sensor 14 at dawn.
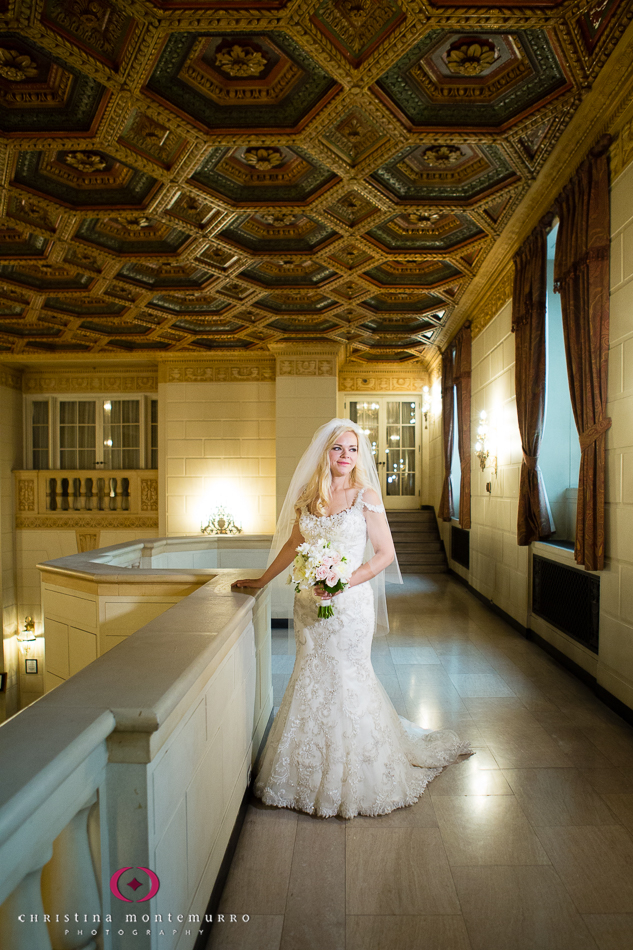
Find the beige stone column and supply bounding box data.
[272,344,342,517]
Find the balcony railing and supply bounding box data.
[0,555,272,950]
[14,470,158,521]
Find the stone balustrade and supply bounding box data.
[14,470,159,517]
[0,561,272,950]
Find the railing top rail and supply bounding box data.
[35,576,261,733]
[14,469,158,477]
[37,534,273,582]
[0,567,267,844]
[0,705,115,849]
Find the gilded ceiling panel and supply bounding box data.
[0,0,630,364]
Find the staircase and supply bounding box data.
[386,508,447,573]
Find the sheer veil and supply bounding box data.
[268,417,402,637]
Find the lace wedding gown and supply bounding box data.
[253,488,472,819]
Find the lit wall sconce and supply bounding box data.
[422,386,431,429]
[475,410,498,475]
[18,616,37,656]
[201,505,243,536]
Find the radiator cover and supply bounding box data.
[451,525,470,570]
[532,554,600,654]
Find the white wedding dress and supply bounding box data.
[253,488,472,819]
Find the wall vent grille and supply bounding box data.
[451,525,470,570]
[532,554,599,654]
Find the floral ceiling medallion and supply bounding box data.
[64,152,107,172]
[408,212,442,229]
[116,216,153,229]
[0,48,38,81]
[445,39,497,77]
[260,211,297,226]
[215,44,268,77]
[243,148,284,170]
[423,145,464,166]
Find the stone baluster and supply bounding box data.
[41,791,100,950]
[0,846,54,950]
[48,477,57,511]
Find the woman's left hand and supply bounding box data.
[313,585,341,599]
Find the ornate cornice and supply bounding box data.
[470,266,514,340]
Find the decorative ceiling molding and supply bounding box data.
[0,1,631,366]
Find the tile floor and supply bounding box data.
[207,574,633,950]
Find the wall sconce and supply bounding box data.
[201,505,243,536]
[422,386,431,429]
[475,410,498,475]
[18,616,36,655]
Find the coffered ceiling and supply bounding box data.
[0,0,630,364]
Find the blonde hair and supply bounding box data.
[296,422,370,517]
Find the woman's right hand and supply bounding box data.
[232,577,266,590]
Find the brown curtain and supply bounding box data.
[512,220,554,545]
[554,136,612,571]
[438,345,454,521]
[454,322,472,529]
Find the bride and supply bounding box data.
[232,418,471,820]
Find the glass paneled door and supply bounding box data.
[345,396,421,509]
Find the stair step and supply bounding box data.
[393,541,442,553]
[399,564,447,573]
[389,523,437,534]
[396,551,446,564]
[391,530,438,541]
[386,511,435,521]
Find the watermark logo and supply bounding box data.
[110,867,160,903]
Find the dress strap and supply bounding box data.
[353,487,366,507]
[360,489,385,513]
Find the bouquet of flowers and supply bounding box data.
[288,537,353,619]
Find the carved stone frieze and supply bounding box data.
[163,361,275,383]
[75,529,100,552]
[23,369,158,393]
[16,515,158,530]
[140,478,158,511]
[277,358,336,377]
[17,479,36,511]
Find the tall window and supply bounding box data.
[59,401,96,469]
[103,400,140,469]
[26,395,156,470]
[538,223,580,542]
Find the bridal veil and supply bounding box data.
[267,417,402,636]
